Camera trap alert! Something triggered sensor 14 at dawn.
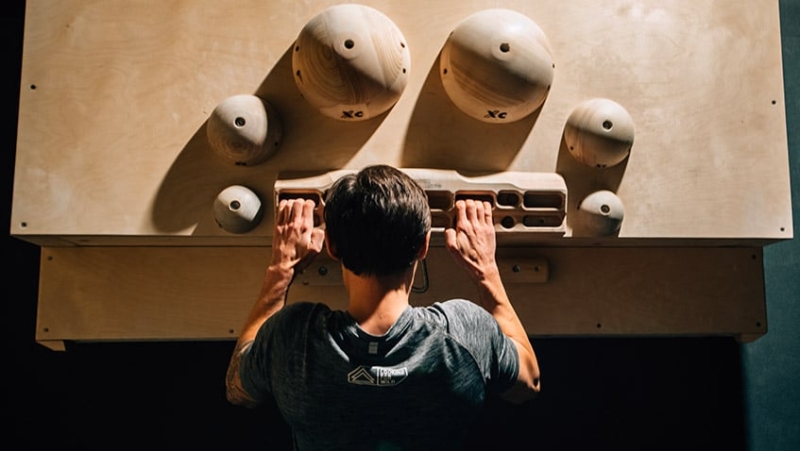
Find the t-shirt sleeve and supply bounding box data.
[238,302,318,403]
[437,299,520,394]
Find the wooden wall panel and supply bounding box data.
[35,246,766,349]
[10,0,792,245]
[12,0,786,346]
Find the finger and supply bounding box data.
[444,228,457,251]
[482,200,493,226]
[301,199,316,229]
[277,199,289,225]
[465,199,478,222]
[472,199,484,220]
[455,200,468,228]
[444,228,472,267]
[289,199,305,227]
[310,228,325,251]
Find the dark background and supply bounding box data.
[4,1,798,449]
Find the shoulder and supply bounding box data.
[256,302,331,339]
[432,299,496,327]
[272,301,330,320]
[421,300,519,391]
[413,300,502,340]
[436,298,484,313]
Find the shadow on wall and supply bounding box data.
[401,50,542,173]
[557,132,629,237]
[150,45,389,235]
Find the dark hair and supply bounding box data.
[324,165,431,277]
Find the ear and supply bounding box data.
[416,231,431,260]
[325,229,340,261]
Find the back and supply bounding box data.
[239,300,519,450]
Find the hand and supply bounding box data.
[444,199,499,282]
[272,199,325,273]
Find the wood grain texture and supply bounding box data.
[275,168,568,235]
[292,3,410,120]
[206,94,283,165]
[10,1,783,344]
[439,8,554,123]
[9,0,792,245]
[35,246,766,346]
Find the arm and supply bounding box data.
[225,198,324,407]
[444,199,541,403]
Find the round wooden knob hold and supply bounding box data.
[564,98,634,168]
[292,4,410,121]
[214,185,263,234]
[576,190,625,236]
[207,94,283,166]
[440,9,554,123]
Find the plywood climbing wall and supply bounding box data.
[10,0,792,349]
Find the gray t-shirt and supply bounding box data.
[239,299,519,450]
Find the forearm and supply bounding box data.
[475,270,533,355]
[475,269,541,397]
[237,264,295,345]
[226,264,294,407]
[226,340,258,407]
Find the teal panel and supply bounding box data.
[742,1,800,450]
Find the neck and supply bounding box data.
[344,264,416,336]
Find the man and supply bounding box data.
[226,165,540,450]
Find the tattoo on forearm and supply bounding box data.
[226,340,258,407]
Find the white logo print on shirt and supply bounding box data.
[347,366,408,386]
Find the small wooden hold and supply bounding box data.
[576,190,625,237]
[206,94,283,166]
[213,185,263,234]
[564,98,634,168]
[440,8,554,123]
[292,4,410,121]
